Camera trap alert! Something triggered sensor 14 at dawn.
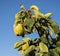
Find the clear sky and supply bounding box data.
[0,0,60,56]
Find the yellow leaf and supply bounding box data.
[45,13,52,18]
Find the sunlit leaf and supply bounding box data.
[35,46,40,52]
[35,22,41,27]
[14,41,21,48]
[25,17,35,27]
[48,25,54,35]
[45,13,52,18]
[24,45,35,55]
[23,38,31,42]
[14,41,25,48]
[39,42,48,52]
[40,34,48,44]
[50,49,59,56]
[32,26,36,32]
[37,53,43,56]
[48,18,59,34]
[18,46,22,51]
[18,50,24,54]
[15,11,21,20]
[56,41,60,47]
[43,52,50,56]
[55,47,60,54]
[24,17,35,34]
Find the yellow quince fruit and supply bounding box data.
[13,24,23,36]
[22,44,28,51]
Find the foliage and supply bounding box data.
[13,5,60,56]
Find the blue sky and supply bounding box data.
[0,0,60,56]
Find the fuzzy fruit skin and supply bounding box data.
[13,24,23,36]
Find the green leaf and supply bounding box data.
[48,25,54,35]
[45,12,52,18]
[39,42,48,52]
[37,53,43,56]
[24,27,31,34]
[50,49,59,56]
[24,17,35,33]
[23,38,31,42]
[56,41,60,47]
[35,22,41,27]
[35,46,40,52]
[40,34,48,44]
[55,47,60,54]
[48,18,59,34]
[14,41,21,48]
[49,38,53,45]
[55,35,60,41]
[14,41,25,48]
[18,46,22,51]
[18,50,24,54]
[27,51,35,56]
[15,11,21,20]
[15,11,28,25]
[25,17,35,27]
[43,52,50,56]
[32,26,36,32]
[24,45,35,55]
[15,11,26,19]
[51,22,59,34]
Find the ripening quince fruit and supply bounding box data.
[13,23,23,36]
[22,44,28,51]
